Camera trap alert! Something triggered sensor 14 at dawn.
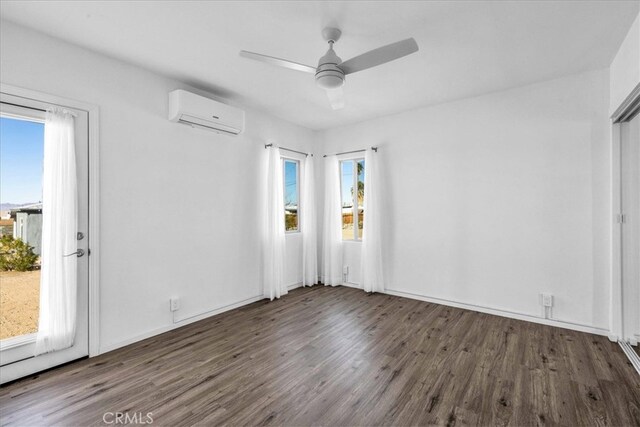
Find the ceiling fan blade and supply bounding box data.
[338,38,419,75]
[239,50,316,74]
[326,87,345,110]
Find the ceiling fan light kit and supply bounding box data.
[240,27,419,110]
[315,43,345,90]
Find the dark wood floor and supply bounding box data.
[1,286,639,426]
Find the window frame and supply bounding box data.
[339,157,365,242]
[1,103,46,124]
[282,156,301,234]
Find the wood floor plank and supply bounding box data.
[1,286,639,426]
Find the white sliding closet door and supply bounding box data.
[621,112,640,345]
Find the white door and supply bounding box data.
[0,93,89,384]
[621,112,640,345]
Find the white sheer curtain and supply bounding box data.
[263,147,287,300]
[301,155,318,286]
[361,149,384,293]
[35,109,78,355]
[322,156,343,286]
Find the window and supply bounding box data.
[340,158,365,240]
[283,158,299,232]
[0,108,45,341]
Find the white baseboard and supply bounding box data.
[98,282,611,355]
[99,282,304,355]
[99,294,264,355]
[287,282,303,290]
[383,288,609,337]
[341,281,363,289]
[325,282,608,337]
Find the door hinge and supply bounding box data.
[617,214,626,224]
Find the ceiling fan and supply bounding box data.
[240,28,419,110]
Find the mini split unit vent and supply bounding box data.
[168,90,245,135]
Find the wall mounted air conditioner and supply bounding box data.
[168,89,245,136]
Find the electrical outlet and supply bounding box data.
[170,297,180,312]
[541,293,553,307]
[343,265,349,275]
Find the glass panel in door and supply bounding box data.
[0,94,89,384]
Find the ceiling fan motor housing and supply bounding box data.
[315,44,345,89]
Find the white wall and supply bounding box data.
[316,68,611,333]
[610,12,640,113]
[0,15,623,353]
[0,21,314,353]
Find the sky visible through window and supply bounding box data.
[0,117,44,205]
[284,160,298,207]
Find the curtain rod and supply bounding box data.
[264,143,312,157]
[323,147,378,158]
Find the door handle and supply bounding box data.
[63,249,85,258]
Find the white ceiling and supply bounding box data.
[1,1,638,130]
